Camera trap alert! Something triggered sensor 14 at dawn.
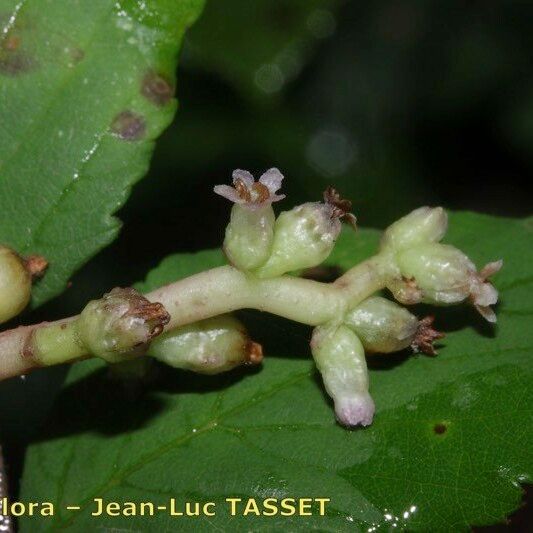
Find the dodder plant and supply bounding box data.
[0,169,501,427]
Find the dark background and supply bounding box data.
[51,0,533,308]
[1,0,532,529]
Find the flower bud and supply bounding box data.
[311,324,374,427]
[148,315,263,374]
[0,245,47,324]
[255,187,356,278]
[77,288,170,363]
[224,204,275,271]
[381,206,448,252]
[215,169,284,271]
[344,296,419,353]
[395,243,502,322]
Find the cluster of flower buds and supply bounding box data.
[310,297,444,427]
[212,170,503,428]
[0,244,47,324]
[215,169,356,278]
[0,171,501,432]
[148,314,263,374]
[381,207,502,322]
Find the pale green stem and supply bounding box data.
[0,255,391,380]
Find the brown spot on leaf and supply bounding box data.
[141,70,174,106]
[0,49,36,76]
[111,111,146,141]
[433,423,447,435]
[4,34,20,51]
[70,47,84,64]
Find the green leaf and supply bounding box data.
[0,0,204,307]
[20,212,532,531]
[184,0,342,101]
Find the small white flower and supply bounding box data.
[214,168,285,209]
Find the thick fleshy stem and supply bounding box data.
[0,255,392,380]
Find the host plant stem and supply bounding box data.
[0,254,392,380]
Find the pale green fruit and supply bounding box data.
[224,204,275,271]
[396,243,476,305]
[381,206,447,252]
[77,288,170,363]
[344,296,418,353]
[254,202,341,278]
[311,324,374,427]
[0,245,31,324]
[149,315,261,374]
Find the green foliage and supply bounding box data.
[184,0,342,101]
[0,0,204,307]
[20,212,532,531]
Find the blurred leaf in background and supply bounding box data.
[184,0,344,103]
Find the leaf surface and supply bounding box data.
[0,0,204,307]
[20,212,533,531]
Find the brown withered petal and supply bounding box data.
[323,186,357,229]
[411,316,445,356]
[111,288,170,339]
[245,340,264,365]
[24,255,48,280]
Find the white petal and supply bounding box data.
[259,167,284,194]
[472,281,498,307]
[268,193,286,204]
[480,259,503,280]
[232,169,254,188]
[213,185,244,204]
[475,304,497,323]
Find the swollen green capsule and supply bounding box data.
[76,288,170,363]
[395,243,502,322]
[214,168,284,271]
[254,188,356,278]
[0,245,31,324]
[148,315,262,374]
[311,324,374,427]
[0,246,47,324]
[381,206,447,252]
[344,296,419,353]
